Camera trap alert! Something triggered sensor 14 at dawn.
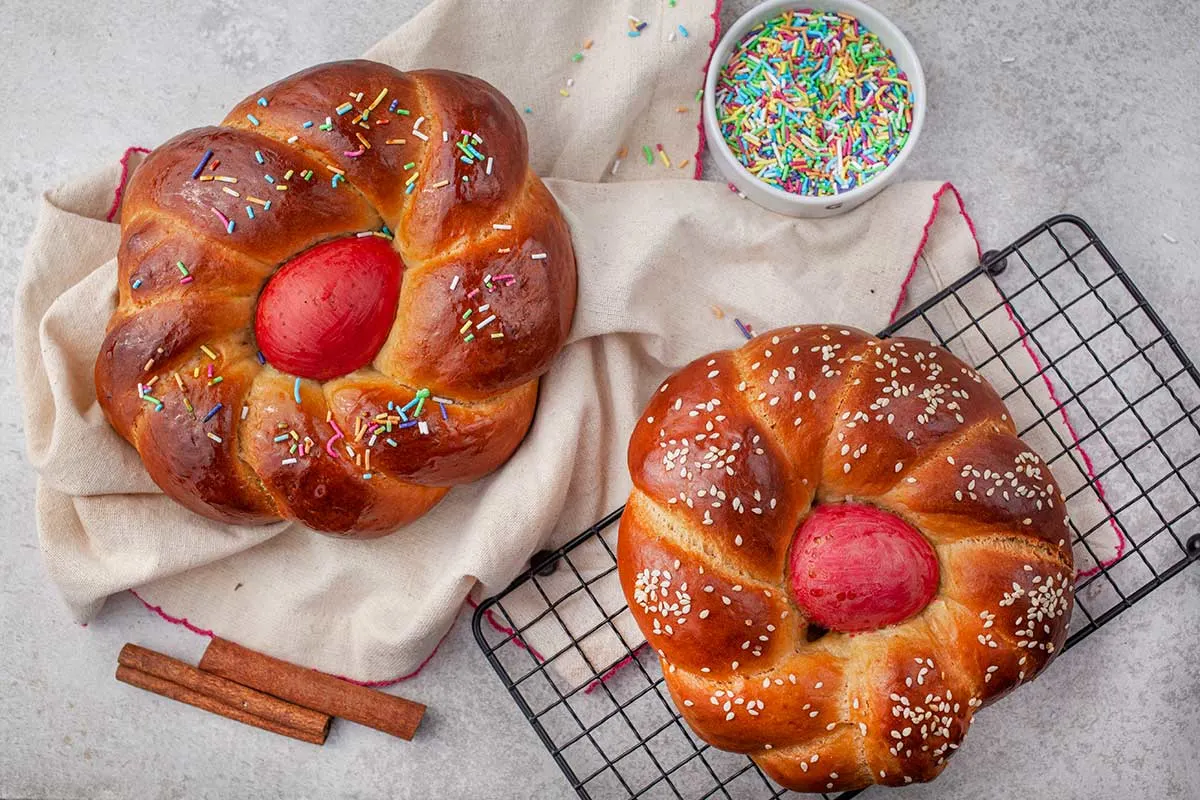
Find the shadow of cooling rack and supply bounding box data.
[472,215,1200,800]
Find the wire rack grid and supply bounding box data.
[472,215,1200,800]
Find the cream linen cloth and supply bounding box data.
[15,0,1119,682]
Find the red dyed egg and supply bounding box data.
[255,236,402,381]
[788,503,938,633]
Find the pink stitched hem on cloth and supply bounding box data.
[129,588,452,687]
[106,147,151,223]
[887,183,1127,580]
[999,310,1128,579]
[583,644,648,695]
[691,0,724,180]
[467,596,546,663]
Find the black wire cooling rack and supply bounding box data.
[472,215,1200,800]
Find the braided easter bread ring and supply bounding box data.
[619,325,1073,792]
[95,61,576,537]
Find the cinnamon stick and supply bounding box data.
[116,644,330,745]
[199,638,425,740]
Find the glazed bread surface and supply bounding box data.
[619,325,1073,792]
[95,60,577,536]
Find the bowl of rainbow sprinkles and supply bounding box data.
[703,0,926,217]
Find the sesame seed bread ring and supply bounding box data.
[619,324,1073,792]
[94,61,577,537]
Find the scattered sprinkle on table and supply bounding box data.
[611,147,628,176]
[714,10,913,196]
[1162,233,1179,244]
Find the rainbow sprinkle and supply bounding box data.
[714,10,913,196]
[156,81,525,473]
[191,150,213,179]
[211,206,234,234]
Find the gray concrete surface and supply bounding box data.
[2,0,1198,798]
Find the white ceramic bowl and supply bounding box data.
[703,0,926,217]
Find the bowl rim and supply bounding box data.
[702,0,927,209]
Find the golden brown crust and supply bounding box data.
[116,216,271,309]
[666,647,849,753]
[120,127,382,266]
[755,729,872,792]
[618,494,801,681]
[95,60,576,536]
[323,374,537,485]
[937,539,1073,697]
[619,324,1074,792]
[888,426,1072,560]
[399,70,529,261]
[375,174,577,400]
[240,371,447,535]
[135,354,277,524]
[223,61,428,224]
[627,353,807,581]
[819,336,1014,499]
